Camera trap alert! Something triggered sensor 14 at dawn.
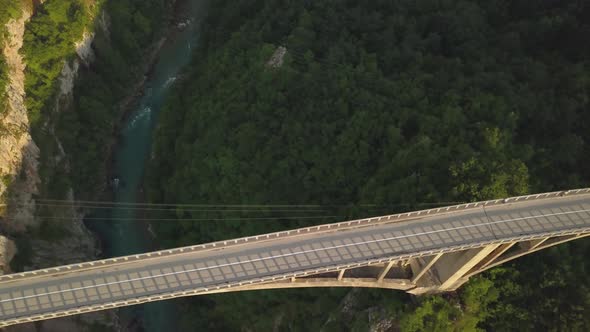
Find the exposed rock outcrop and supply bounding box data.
[266,46,287,68]
[75,31,96,66]
[0,235,16,274]
[368,308,395,332]
[59,60,80,97]
[0,6,41,232]
[97,11,111,39]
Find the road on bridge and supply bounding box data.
[1,192,589,325]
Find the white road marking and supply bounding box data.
[0,207,589,306]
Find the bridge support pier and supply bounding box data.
[469,242,516,272]
[409,244,500,294]
[409,233,590,294]
[377,261,395,282]
[436,244,500,291]
[465,233,590,278]
[409,253,443,284]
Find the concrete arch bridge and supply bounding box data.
[0,188,589,327]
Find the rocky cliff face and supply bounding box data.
[0,4,117,331]
[0,234,16,273]
[0,2,107,271]
[27,45,98,269]
[0,5,40,233]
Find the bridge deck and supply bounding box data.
[1,193,589,325]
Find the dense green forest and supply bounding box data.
[148,0,590,331]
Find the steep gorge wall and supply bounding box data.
[28,29,102,269]
[0,2,41,277]
[0,0,99,269]
[0,4,40,233]
[0,3,117,330]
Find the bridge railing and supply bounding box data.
[1,188,588,283]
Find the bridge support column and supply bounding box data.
[377,261,395,282]
[434,244,500,291]
[337,269,346,281]
[520,238,548,250]
[466,233,590,278]
[410,253,443,284]
[474,242,516,271]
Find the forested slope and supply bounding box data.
[148,0,590,331]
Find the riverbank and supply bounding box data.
[106,0,191,198]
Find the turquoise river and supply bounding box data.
[86,1,205,330]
